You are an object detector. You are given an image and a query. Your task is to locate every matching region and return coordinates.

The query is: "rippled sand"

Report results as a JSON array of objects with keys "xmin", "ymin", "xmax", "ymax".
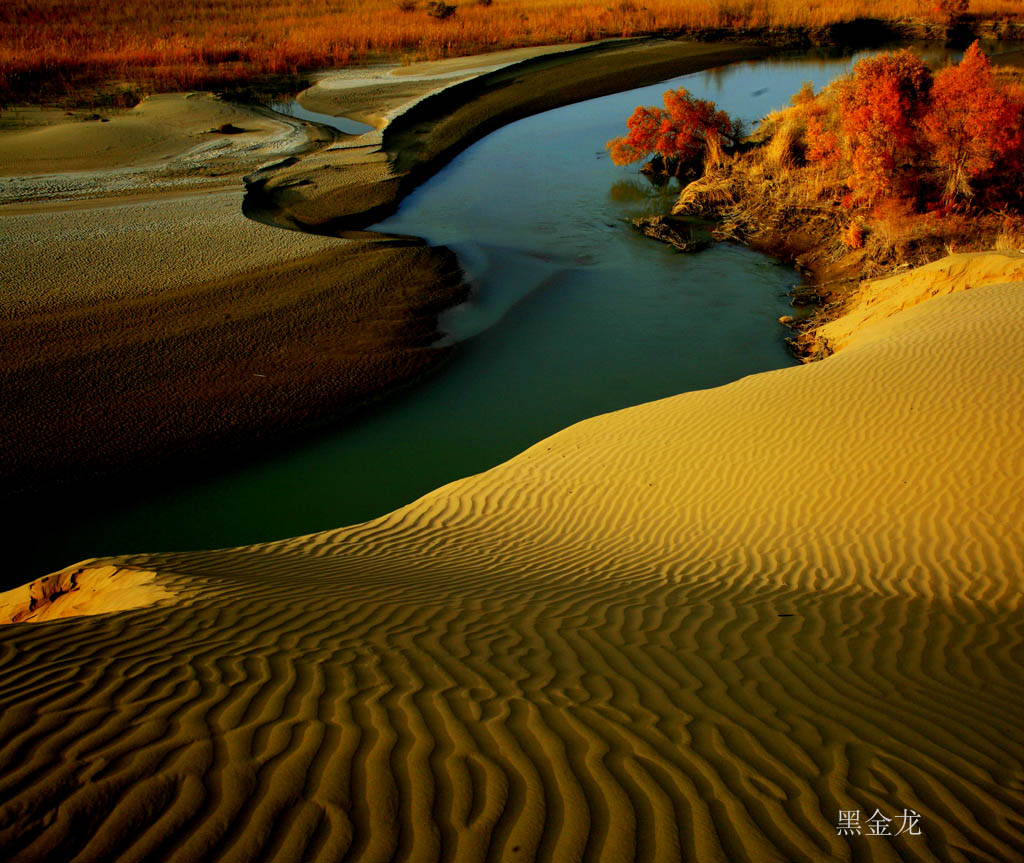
[{"xmin": 1, "ymin": 253, "xmax": 1021, "ymax": 861}]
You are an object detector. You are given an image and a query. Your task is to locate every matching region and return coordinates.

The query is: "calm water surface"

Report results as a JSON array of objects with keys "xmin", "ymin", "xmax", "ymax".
[{"xmin": 6, "ymin": 46, "xmax": 963, "ymax": 584}]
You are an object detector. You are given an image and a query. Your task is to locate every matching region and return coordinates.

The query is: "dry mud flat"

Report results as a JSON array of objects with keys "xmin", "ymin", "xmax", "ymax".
[{"xmin": 1, "ymin": 253, "xmax": 1022, "ymax": 862}]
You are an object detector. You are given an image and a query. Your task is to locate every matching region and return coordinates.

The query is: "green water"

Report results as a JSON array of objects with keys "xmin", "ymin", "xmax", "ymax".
[{"xmin": 4, "ymin": 45, "xmax": 967, "ymax": 585}]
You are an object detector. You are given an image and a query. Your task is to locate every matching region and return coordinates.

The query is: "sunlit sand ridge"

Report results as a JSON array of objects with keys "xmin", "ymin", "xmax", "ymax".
[{"xmin": 1, "ymin": 252, "xmax": 1022, "ymax": 861}]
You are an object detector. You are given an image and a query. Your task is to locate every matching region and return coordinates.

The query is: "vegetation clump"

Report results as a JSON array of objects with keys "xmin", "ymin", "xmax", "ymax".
[
  {"xmin": 606, "ymin": 87, "xmax": 736, "ymax": 179},
  {"xmin": 425, "ymin": 1, "xmax": 457, "ymax": 18},
  {"xmin": 611, "ymin": 43, "xmax": 1024, "ymax": 356}
]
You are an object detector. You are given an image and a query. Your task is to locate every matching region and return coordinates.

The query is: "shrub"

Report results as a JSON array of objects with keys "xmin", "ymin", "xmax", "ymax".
[
  {"xmin": 606, "ymin": 87, "xmax": 733, "ymax": 176},
  {"xmin": 425, "ymin": 1, "xmax": 456, "ymax": 18},
  {"xmin": 994, "ymin": 215, "xmax": 1024, "ymax": 251},
  {"xmin": 933, "ymin": 0, "xmax": 969, "ymax": 23}
]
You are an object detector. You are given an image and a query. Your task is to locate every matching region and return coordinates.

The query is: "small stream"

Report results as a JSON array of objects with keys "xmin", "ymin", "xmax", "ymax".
[
  {"xmin": 269, "ymin": 99, "xmax": 376, "ymax": 136},
  {"xmin": 6, "ymin": 43, "xmax": 972, "ymax": 584}
]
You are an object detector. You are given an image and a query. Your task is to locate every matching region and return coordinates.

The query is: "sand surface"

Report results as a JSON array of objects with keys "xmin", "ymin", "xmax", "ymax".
[
  {"xmin": 0, "ymin": 93, "xmax": 332, "ymax": 204},
  {"xmin": 299, "ymin": 43, "xmax": 594, "ymax": 130},
  {"xmin": 812, "ymin": 252, "xmax": 1024, "ymax": 355},
  {"xmin": 1, "ymin": 252, "xmax": 1021, "ymax": 861},
  {"xmin": 0, "ymin": 64, "xmax": 478, "ymax": 491},
  {"xmin": 0, "ymin": 563, "xmax": 175, "ymax": 624},
  {"xmin": 0, "ymin": 195, "xmax": 465, "ymax": 490}
]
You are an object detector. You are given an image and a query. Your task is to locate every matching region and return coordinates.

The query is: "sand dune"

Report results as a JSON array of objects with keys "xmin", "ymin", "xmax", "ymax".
[
  {"xmin": 1, "ymin": 253, "xmax": 1022, "ymax": 861},
  {"xmin": 812, "ymin": 252, "xmax": 1024, "ymax": 356}
]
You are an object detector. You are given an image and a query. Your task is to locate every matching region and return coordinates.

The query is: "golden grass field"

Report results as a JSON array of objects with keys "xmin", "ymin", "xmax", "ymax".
[{"xmin": 3, "ymin": 0, "xmax": 1022, "ymax": 101}]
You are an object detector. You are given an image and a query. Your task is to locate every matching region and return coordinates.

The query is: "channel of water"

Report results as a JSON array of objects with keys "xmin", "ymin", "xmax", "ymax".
[{"xmin": 5, "ymin": 44, "xmax": 968, "ymax": 584}]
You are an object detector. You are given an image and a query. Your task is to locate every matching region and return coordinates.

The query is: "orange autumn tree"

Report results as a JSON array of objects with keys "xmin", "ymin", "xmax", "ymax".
[
  {"xmin": 837, "ymin": 49, "xmax": 933, "ymax": 203},
  {"xmin": 794, "ymin": 82, "xmax": 842, "ymax": 167},
  {"xmin": 606, "ymin": 87, "xmax": 733, "ymax": 176},
  {"xmin": 614, "ymin": 44, "xmax": 1024, "ymax": 268},
  {"xmin": 923, "ymin": 41, "xmax": 1024, "ymax": 203}
]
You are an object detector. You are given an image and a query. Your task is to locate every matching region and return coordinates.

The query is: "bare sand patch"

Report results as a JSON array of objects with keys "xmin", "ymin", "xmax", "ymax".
[
  {"xmin": 812, "ymin": 251, "xmax": 1024, "ymax": 355},
  {"xmin": 299, "ymin": 43, "xmax": 596, "ymax": 129},
  {"xmin": 0, "ymin": 190, "xmax": 341, "ymax": 308},
  {"xmin": 0, "ymin": 253, "xmax": 1020, "ymax": 861},
  {"xmin": 0, "ymin": 563, "xmax": 175, "ymax": 623},
  {"xmin": 0, "ymin": 92, "xmax": 329, "ymax": 204}
]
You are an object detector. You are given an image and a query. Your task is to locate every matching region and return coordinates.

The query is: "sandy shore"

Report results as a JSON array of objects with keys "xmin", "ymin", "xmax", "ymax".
[
  {"xmin": 1, "ymin": 39, "xmax": 770, "ymax": 493},
  {"xmin": 0, "ymin": 92, "xmax": 333, "ymax": 202},
  {"xmin": 1, "ymin": 252, "xmax": 1021, "ymax": 861},
  {"xmin": 0, "ymin": 198, "xmax": 465, "ymax": 491}
]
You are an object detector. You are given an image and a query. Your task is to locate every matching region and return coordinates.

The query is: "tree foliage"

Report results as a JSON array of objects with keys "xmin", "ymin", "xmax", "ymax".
[
  {"xmin": 606, "ymin": 88, "xmax": 733, "ymax": 174},
  {"xmin": 922, "ymin": 41, "xmax": 1024, "ymax": 202},
  {"xmin": 837, "ymin": 49, "xmax": 933, "ymax": 202},
  {"xmin": 610, "ymin": 43, "xmax": 1024, "ymax": 267},
  {"xmin": 633, "ymin": 43, "xmax": 1024, "ymax": 272}
]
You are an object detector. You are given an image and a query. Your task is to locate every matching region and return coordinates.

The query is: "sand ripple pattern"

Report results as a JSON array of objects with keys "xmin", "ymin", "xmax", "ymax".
[{"xmin": 1, "ymin": 279, "xmax": 1023, "ymax": 861}]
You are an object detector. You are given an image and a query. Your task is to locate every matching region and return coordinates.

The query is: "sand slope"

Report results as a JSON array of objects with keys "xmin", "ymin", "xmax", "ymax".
[
  {"xmin": 813, "ymin": 252, "xmax": 1024, "ymax": 355},
  {"xmin": 1, "ymin": 254, "xmax": 1022, "ymax": 861}
]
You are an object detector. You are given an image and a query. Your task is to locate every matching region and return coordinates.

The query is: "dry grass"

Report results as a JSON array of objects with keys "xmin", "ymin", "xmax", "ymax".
[
  {"xmin": 762, "ymin": 113, "xmax": 802, "ymax": 170},
  {"xmin": 994, "ymin": 215, "xmax": 1024, "ymax": 251},
  {"xmin": 2, "ymin": 0, "xmax": 1022, "ymax": 102},
  {"xmin": 866, "ymin": 197, "xmax": 934, "ymax": 261}
]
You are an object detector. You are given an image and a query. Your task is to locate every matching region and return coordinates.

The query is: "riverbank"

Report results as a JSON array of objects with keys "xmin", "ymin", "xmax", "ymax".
[
  {"xmin": 648, "ymin": 47, "xmax": 1024, "ymax": 359},
  {"xmin": 248, "ymin": 38, "xmax": 774, "ymax": 230},
  {"xmin": 2, "ymin": 251, "xmax": 1021, "ymax": 862},
  {"xmin": 2, "ymin": 39, "xmax": 772, "ymax": 494}
]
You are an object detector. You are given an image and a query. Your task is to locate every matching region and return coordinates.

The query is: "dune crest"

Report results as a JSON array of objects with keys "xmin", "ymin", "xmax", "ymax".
[
  {"xmin": 812, "ymin": 250, "xmax": 1024, "ymax": 356},
  {"xmin": 0, "ymin": 563, "xmax": 174, "ymax": 624},
  {"xmin": 0, "ymin": 252, "xmax": 1021, "ymax": 861}
]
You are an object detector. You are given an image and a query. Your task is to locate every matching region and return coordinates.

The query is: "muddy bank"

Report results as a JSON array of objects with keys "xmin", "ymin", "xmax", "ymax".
[{"xmin": 0, "ymin": 228, "xmax": 465, "ymax": 493}]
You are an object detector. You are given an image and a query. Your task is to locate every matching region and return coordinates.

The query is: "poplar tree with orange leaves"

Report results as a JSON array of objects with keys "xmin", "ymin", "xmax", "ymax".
[
  {"xmin": 836, "ymin": 49, "xmax": 933, "ymax": 203},
  {"xmin": 923, "ymin": 41, "xmax": 1024, "ymax": 203},
  {"xmin": 606, "ymin": 87, "xmax": 734, "ymax": 176}
]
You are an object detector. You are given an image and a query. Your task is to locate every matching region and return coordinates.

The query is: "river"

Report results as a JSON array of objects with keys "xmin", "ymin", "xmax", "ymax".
[{"xmin": 5, "ymin": 44, "xmax": 967, "ymax": 584}]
